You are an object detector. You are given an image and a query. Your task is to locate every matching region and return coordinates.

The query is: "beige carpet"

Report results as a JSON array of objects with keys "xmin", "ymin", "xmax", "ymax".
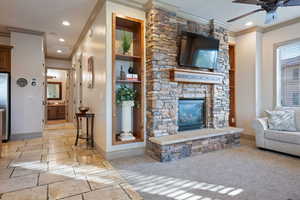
[{"xmin": 111, "ymin": 140, "xmax": 300, "ymax": 200}]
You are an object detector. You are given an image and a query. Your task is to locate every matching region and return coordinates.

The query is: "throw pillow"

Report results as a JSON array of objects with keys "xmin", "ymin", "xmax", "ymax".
[{"xmin": 265, "ymin": 110, "xmax": 297, "ymax": 132}]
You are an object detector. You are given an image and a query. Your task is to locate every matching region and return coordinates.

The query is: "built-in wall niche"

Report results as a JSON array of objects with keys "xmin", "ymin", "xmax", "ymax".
[{"xmin": 112, "ymin": 14, "xmax": 145, "ymax": 145}]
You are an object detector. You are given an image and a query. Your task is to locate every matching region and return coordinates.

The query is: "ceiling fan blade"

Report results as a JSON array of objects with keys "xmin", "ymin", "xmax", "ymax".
[
  {"xmin": 278, "ymin": 0, "xmax": 300, "ymax": 6},
  {"xmin": 227, "ymin": 8, "xmax": 264, "ymax": 22},
  {"xmin": 232, "ymin": 0, "xmax": 259, "ymax": 5},
  {"xmin": 265, "ymin": 10, "xmax": 278, "ymax": 24}
]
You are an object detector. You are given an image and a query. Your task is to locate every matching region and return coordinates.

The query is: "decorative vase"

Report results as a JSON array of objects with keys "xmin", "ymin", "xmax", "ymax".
[
  {"xmin": 123, "ymin": 50, "xmax": 129, "ymax": 55},
  {"xmin": 119, "ymin": 100, "xmax": 136, "ymax": 141},
  {"xmin": 120, "ymin": 65, "xmax": 126, "ymax": 80},
  {"xmin": 128, "ymin": 65, "xmax": 134, "ymax": 74}
]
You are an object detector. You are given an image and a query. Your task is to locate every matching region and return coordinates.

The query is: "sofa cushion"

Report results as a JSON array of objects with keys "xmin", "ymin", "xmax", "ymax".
[
  {"xmin": 265, "ymin": 110, "xmax": 297, "ymax": 132},
  {"xmin": 265, "ymin": 130, "xmax": 300, "ymax": 145}
]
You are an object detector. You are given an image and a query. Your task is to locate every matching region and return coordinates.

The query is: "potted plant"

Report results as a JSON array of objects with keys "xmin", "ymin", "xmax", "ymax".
[
  {"xmin": 116, "ymin": 85, "xmax": 136, "ymax": 141},
  {"xmin": 121, "ymin": 31, "xmax": 132, "ymax": 55}
]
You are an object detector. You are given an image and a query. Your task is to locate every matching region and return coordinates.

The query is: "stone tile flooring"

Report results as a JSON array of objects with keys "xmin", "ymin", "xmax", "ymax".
[{"xmin": 0, "ymin": 127, "xmax": 142, "ymax": 200}]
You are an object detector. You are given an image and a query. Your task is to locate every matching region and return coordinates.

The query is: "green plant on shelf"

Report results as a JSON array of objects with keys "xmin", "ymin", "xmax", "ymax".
[
  {"xmin": 122, "ymin": 31, "xmax": 132, "ymax": 55},
  {"xmin": 116, "ymin": 85, "xmax": 136, "ymax": 104}
]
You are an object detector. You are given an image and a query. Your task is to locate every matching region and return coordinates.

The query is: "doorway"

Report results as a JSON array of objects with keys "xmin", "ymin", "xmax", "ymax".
[
  {"xmin": 229, "ymin": 44, "xmax": 236, "ymax": 127},
  {"xmin": 45, "ymin": 68, "xmax": 74, "ymax": 127}
]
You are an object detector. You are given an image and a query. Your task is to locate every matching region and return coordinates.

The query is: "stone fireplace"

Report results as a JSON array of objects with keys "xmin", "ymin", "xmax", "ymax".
[
  {"xmin": 145, "ymin": 6, "xmax": 243, "ymax": 162},
  {"xmin": 178, "ymin": 98, "xmax": 206, "ymax": 131},
  {"xmin": 146, "ymin": 7, "xmax": 230, "ymax": 139}
]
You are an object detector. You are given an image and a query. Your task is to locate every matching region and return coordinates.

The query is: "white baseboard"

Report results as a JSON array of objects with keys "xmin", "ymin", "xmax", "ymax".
[
  {"xmin": 94, "ymin": 143, "xmax": 145, "ymax": 160},
  {"xmin": 10, "ymin": 132, "xmax": 42, "ymax": 141}
]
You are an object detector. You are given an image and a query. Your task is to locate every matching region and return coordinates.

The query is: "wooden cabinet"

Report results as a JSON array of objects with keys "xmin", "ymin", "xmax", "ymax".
[
  {"xmin": 0, "ymin": 45, "xmax": 13, "ymax": 72},
  {"xmin": 47, "ymin": 105, "xmax": 66, "ymax": 120}
]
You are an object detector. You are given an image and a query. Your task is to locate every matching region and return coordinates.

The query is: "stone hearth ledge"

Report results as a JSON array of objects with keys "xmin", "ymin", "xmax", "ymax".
[
  {"xmin": 149, "ymin": 127, "xmax": 244, "ymax": 145},
  {"xmin": 147, "ymin": 127, "xmax": 244, "ymax": 162}
]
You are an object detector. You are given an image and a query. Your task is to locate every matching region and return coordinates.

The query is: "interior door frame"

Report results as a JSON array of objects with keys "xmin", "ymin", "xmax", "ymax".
[
  {"xmin": 229, "ymin": 44, "xmax": 236, "ymax": 127},
  {"xmin": 45, "ymin": 67, "xmax": 74, "ymax": 124}
]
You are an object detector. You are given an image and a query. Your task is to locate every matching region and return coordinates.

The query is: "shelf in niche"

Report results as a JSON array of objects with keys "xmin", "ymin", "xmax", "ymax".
[
  {"xmin": 116, "ymin": 54, "xmax": 141, "ymax": 61},
  {"xmin": 114, "ymin": 138, "xmax": 144, "ymax": 145},
  {"xmin": 116, "ymin": 80, "xmax": 141, "ymax": 84}
]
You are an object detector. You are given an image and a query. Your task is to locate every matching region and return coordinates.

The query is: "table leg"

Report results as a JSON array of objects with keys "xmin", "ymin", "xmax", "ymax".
[
  {"xmin": 86, "ymin": 118, "xmax": 89, "ymax": 147},
  {"xmin": 75, "ymin": 116, "xmax": 79, "ymax": 146},
  {"xmin": 91, "ymin": 117, "xmax": 94, "ymax": 148}
]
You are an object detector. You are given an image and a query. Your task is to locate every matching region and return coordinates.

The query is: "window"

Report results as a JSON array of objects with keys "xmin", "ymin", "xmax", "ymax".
[
  {"xmin": 293, "ymin": 68, "xmax": 299, "ymax": 80},
  {"xmin": 277, "ymin": 41, "xmax": 300, "ymax": 107},
  {"xmin": 293, "ymin": 93, "xmax": 300, "ymax": 105}
]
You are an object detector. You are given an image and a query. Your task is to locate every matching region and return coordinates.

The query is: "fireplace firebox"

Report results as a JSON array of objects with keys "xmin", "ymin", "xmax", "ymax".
[{"xmin": 178, "ymin": 98, "xmax": 206, "ymax": 131}]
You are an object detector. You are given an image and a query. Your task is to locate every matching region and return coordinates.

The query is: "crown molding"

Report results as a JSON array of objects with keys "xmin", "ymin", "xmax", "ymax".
[
  {"xmin": 232, "ymin": 16, "xmax": 300, "ymax": 37},
  {"xmin": 69, "ymin": 0, "xmax": 105, "ymax": 59},
  {"xmin": 70, "ymin": 0, "xmax": 145, "ymax": 59},
  {"xmin": 144, "ymin": 0, "xmax": 178, "ymax": 12},
  {"xmin": 144, "ymin": 0, "xmax": 229, "ymax": 30},
  {"xmin": 109, "ymin": 0, "xmax": 145, "ymax": 10},
  {"xmin": 7, "ymin": 27, "xmax": 44, "ymax": 36},
  {"xmin": 233, "ymin": 26, "xmax": 264, "ymax": 37},
  {"xmin": 46, "ymin": 56, "xmax": 71, "ymax": 61},
  {"xmin": 177, "ymin": 10, "xmax": 228, "ymax": 29},
  {"xmin": 263, "ymin": 16, "xmax": 300, "ymax": 33},
  {"xmin": 46, "ymin": 66, "xmax": 74, "ymax": 71},
  {"xmin": 6, "ymin": 27, "xmax": 47, "ymax": 57},
  {"xmin": 0, "ymin": 32, "xmax": 10, "ymax": 38}
]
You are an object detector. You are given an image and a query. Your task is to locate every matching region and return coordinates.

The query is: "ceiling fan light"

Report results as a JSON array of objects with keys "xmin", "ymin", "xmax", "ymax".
[{"xmin": 265, "ymin": 10, "xmax": 278, "ymax": 24}]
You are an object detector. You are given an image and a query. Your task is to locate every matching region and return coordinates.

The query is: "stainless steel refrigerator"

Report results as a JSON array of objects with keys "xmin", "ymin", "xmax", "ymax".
[{"xmin": 0, "ymin": 72, "xmax": 10, "ymax": 141}]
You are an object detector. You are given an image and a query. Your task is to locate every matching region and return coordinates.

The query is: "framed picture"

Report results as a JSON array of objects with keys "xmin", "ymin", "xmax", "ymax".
[{"xmin": 87, "ymin": 56, "xmax": 94, "ymax": 88}]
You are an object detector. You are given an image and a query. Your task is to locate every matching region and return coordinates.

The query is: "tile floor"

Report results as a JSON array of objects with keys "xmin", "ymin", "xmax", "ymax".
[{"xmin": 0, "ymin": 126, "xmax": 142, "ymax": 200}]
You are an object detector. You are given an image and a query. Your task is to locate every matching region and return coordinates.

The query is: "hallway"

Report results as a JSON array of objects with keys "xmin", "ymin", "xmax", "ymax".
[{"xmin": 0, "ymin": 126, "xmax": 141, "ymax": 200}]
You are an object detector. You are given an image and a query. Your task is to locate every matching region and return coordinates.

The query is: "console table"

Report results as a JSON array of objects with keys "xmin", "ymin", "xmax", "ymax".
[{"xmin": 75, "ymin": 113, "xmax": 95, "ymax": 147}]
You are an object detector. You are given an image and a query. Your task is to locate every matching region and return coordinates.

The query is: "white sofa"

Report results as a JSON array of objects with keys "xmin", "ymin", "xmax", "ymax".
[{"xmin": 253, "ymin": 113, "xmax": 300, "ymax": 157}]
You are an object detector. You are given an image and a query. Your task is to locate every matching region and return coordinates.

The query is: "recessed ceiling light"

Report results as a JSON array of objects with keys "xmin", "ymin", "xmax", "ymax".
[
  {"xmin": 62, "ymin": 21, "xmax": 71, "ymax": 26},
  {"xmin": 57, "ymin": 50, "xmax": 62, "ymax": 53},
  {"xmin": 245, "ymin": 21, "xmax": 253, "ymax": 26},
  {"xmin": 59, "ymin": 38, "xmax": 65, "ymax": 42}
]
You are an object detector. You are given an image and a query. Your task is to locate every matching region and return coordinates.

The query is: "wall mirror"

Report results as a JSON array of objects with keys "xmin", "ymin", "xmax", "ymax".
[{"xmin": 47, "ymin": 82, "xmax": 62, "ymax": 100}]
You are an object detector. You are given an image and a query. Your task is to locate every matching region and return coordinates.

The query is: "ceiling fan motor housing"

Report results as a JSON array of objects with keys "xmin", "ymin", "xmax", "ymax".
[{"xmin": 228, "ymin": 0, "xmax": 300, "ymax": 23}]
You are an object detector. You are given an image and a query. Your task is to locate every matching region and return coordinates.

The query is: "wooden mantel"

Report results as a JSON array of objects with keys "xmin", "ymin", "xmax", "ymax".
[{"xmin": 170, "ymin": 68, "xmax": 224, "ymax": 84}]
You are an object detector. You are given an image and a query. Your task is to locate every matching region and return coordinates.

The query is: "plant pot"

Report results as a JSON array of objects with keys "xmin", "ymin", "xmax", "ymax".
[
  {"xmin": 119, "ymin": 100, "xmax": 135, "ymax": 141},
  {"xmin": 123, "ymin": 51, "xmax": 130, "ymax": 56}
]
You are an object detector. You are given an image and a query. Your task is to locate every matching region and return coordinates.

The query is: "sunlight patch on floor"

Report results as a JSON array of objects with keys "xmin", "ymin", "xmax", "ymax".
[{"xmin": 119, "ymin": 170, "xmax": 244, "ymax": 200}]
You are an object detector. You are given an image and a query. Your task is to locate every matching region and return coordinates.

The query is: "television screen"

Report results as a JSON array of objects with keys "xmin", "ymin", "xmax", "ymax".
[{"xmin": 179, "ymin": 32, "xmax": 219, "ymax": 69}]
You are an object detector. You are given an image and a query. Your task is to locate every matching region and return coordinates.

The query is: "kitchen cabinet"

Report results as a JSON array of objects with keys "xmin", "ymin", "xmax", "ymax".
[{"xmin": 0, "ymin": 45, "xmax": 13, "ymax": 72}]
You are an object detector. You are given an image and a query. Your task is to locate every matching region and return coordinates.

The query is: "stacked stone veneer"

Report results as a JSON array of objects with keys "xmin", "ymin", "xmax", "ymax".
[
  {"xmin": 146, "ymin": 7, "xmax": 230, "ymax": 139},
  {"xmin": 148, "ymin": 131, "xmax": 241, "ymax": 162}
]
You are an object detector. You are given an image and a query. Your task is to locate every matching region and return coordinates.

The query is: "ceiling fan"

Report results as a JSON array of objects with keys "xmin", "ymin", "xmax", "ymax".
[{"xmin": 227, "ymin": 0, "xmax": 300, "ymax": 24}]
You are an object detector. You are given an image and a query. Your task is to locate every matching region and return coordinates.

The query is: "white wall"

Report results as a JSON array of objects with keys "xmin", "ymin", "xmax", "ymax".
[
  {"xmin": 235, "ymin": 22, "xmax": 300, "ymax": 135},
  {"xmin": 46, "ymin": 58, "xmax": 72, "ymax": 69},
  {"xmin": 261, "ymin": 22, "xmax": 300, "ymax": 113},
  {"xmin": 105, "ymin": 1, "xmax": 146, "ymax": 152},
  {"xmin": 73, "ymin": 2, "xmax": 108, "ymax": 152},
  {"xmin": 235, "ymin": 31, "xmax": 262, "ymax": 135},
  {"xmin": 10, "ymin": 32, "xmax": 45, "ymax": 135},
  {"xmin": 72, "ymin": 1, "xmax": 146, "ymax": 153},
  {"xmin": 0, "ymin": 36, "xmax": 10, "ymax": 45}
]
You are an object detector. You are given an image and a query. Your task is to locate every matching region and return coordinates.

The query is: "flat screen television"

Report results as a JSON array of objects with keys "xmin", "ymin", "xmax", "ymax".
[{"xmin": 179, "ymin": 32, "xmax": 219, "ymax": 69}]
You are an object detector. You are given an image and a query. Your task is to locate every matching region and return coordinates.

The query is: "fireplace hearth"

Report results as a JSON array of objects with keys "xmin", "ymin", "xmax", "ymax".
[{"xmin": 178, "ymin": 98, "xmax": 206, "ymax": 131}]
